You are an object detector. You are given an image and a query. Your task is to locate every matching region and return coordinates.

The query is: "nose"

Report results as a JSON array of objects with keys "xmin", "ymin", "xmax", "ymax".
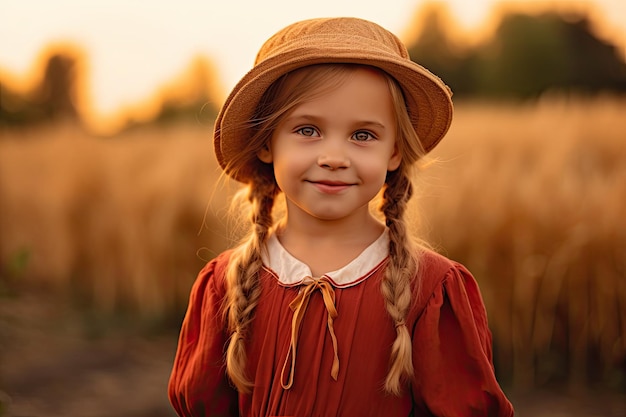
[{"xmin": 317, "ymin": 140, "xmax": 350, "ymax": 170}]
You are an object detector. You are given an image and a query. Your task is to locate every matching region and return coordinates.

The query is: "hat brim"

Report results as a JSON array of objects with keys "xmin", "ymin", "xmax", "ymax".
[{"xmin": 215, "ymin": 37, "xmax": 453, "ymax": 183}]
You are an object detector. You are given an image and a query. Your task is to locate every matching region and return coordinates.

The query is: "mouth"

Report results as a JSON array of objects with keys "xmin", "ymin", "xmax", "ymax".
[{"xmin": 307, "ymin": 180, "xmax": 354, "ymax": 194}]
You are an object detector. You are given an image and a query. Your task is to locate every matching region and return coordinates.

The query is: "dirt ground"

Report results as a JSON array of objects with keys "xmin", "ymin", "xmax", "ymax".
[{"xmin": 1, "ymin": 289, "xmax": 624, "ymax": 417}]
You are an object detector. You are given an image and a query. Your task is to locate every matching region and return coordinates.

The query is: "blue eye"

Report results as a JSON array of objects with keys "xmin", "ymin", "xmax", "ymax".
[
  {"xmin": 353, "ymin": 131, "xmax": 375, "ymax": 141},
  {"xmin": 296, "ymin": 126, "xmax": 319, "ymax": 137}
]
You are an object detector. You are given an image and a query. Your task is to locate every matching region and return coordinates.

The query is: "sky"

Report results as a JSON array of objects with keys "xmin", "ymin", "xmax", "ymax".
[{"xmin": 1, "ymin": 0, "xmax": 625, "ymax": 125}]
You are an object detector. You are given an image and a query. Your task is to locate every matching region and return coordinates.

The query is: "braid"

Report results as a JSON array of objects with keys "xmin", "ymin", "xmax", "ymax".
[
  {"xmin": 224, "ymin": 178, "xmax": 278, "ymax": 392},
  {"xmin": 380, "ymin": 169, "xmax": 418, "ymax": 395}
]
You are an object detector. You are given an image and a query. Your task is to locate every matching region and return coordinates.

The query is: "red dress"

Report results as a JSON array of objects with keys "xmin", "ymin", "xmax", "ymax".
[{"xmin": 168, "ymin": 232, "xmax": 514, "ymax": 416}]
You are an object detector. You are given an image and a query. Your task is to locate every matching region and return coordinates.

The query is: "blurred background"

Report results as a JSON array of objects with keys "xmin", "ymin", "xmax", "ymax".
[{"xmin": 1, "ymin": 0, "xmax": 625, "ymax": 416}]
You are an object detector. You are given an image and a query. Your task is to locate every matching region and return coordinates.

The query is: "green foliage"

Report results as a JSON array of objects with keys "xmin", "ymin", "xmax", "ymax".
[
  {"xmin": 407, "ymin": 10, "xmax": 626, "ymax": 99},
  {"xmin": 477, "ymin": 14, "xmax": 571, "ymax": 97},
  {"xmin": 0, "ymin": 248, "xmax": 31, "ymax": 297},
  {"xmin": 154, "ymin": 57, "xmax": 219, "ymax": 125},
  {"xmin": 0, "ymin": 53, "xmax": 79, "ymax": 127},
  {"xmin": 0, "ymin": 52, "xmax": 219, "ymax": 133},
  {"xmin": 407, "ymin": 5, "xmax": 475, "ymax": 96}
]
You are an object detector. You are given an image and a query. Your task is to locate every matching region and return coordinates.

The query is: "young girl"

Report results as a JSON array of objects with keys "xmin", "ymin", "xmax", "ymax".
[{"xmin": 168, "ymin": 17, "xmax": 514, "ymax": 417}]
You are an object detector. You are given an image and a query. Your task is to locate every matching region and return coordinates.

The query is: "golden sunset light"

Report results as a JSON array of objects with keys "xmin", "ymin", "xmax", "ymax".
[
  {"xmin": 1, "ymin": 1, "xmax": 625, "ymax": 416},
  {"xmin": 1, "ymin": 0, "xmax": 624, "ymax": 132}
]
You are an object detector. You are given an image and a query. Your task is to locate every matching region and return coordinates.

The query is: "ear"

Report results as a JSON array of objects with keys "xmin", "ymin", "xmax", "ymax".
[
  {"xmin": 257, "ymin": 143, "xmax": 273, "ymax": 163},
  {"xmin": 387, "ymin": 145, "xmax": 402, "ymax": 171}
]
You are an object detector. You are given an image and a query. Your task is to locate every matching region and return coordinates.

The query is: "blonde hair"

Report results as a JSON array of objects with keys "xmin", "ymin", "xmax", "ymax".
[{"xmin": 222, "ymin": 64, "xmax": 427, "ymax": 394}]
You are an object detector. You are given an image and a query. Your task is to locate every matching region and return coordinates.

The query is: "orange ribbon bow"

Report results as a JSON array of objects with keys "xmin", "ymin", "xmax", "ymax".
[{"xmin": 280, "ymin": 276, "xmax": 340, "ymax": 389}]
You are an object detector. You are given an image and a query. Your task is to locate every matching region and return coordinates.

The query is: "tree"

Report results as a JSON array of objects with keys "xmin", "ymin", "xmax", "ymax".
[
  {"xmin": 473, "ymin": 12, "xmax": 626, "ymax": 98},
  {"xmin": 406, "ymin": 3, "xmax": 475, "ymax": 95},
  {"xmin": 0, "ymin": 48, "xmax": 82, "ymax": 128},
  {"xmin": 403, "ymin": 6, "xmax": 626, "ymax": 99}
]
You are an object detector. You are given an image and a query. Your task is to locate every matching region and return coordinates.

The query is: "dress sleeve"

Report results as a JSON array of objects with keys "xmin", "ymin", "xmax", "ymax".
[
  {"xmin": 168, "ymin": 254, "xmax": 239, "ymax": 417},
  {"xmin": 411, "ymin": 263, "xmax": 514, "ymax": 416}
]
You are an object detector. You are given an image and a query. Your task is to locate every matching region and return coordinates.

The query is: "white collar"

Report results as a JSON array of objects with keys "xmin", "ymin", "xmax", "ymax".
[{"xmin": 262, "ymin": 229, "xmax": 389, "ymax": 288}]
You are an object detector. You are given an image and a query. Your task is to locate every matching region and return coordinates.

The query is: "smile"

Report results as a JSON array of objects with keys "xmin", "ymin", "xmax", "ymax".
[{"xmin": 307, "ymin": 180, "xmax": 354, "ymax": 194}]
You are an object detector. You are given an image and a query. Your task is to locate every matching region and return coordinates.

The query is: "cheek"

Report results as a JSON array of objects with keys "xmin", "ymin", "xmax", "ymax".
[
  {"xmin": 273, "ymin": 152, "xmax": 298, "ymax": 171},
  {"xmin": 359, "ymin": 159, "xmax": 391, "ymax": 188},
  {"xmin": 272, "ymin": 152, "xmax": 307, "ymax": 183}
]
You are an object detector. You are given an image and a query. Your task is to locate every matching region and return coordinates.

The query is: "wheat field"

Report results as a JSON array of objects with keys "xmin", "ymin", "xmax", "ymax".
[{"xmin": 1, "ymin": 97, "xmax": 624, "ymax": 390}]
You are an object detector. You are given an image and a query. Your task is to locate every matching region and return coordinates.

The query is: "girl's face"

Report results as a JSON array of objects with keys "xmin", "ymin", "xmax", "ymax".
[{"xmin": 258, "ymin": 67, "xmax": 401, "ymax": 227}]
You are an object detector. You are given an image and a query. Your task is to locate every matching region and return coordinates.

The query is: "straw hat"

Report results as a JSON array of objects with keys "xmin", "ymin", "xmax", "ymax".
[{"xmin": 214, "ymin": 17, "xmax": 453, "ymax": 183}]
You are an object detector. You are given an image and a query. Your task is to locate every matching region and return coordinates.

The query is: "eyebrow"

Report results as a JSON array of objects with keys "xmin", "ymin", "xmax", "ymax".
[{"xmin": 283, "ymin": 114, "xmax": 388, "ymax": 130}]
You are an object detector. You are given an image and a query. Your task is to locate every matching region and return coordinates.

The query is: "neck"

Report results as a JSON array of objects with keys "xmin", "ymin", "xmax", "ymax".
[
  {"xmin": 275, "ymin": 208, "xmax": 385, "ymax": 276},
  {"xmin": 279, "ymin": 210, "xmax": 383, "ymax": 243}
]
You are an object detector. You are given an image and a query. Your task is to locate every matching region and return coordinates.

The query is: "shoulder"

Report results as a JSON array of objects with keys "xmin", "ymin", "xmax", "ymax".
[
  {"xmin": 202, "ymin": 249, "xmax": 234, "ymax": 277},
  {"xmin": 410, "ymin": 249, "xmax": 493, "ymax": 338},
  {"xmin": 190, "ymin": 249, "xmax": 234, "ymax": 299},
  {"xmin": 417, "ymin": 248, "xmax": 471, "ymax": 284},
  {"xmin": 413, "ymin": 248, "xmax": 478, "ymax": 304}
]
